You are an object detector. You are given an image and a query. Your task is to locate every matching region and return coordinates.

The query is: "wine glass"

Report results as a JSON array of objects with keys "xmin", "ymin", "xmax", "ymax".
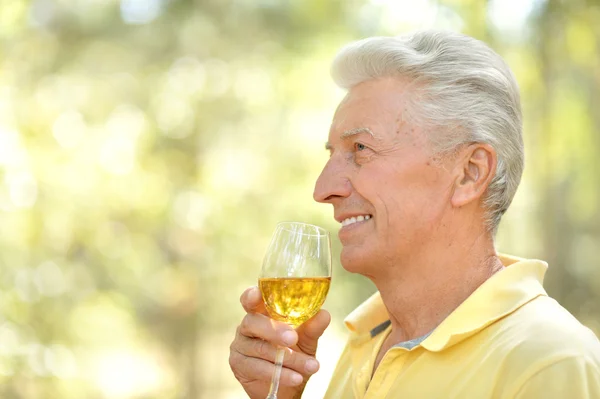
[{"xmin": 259, "ymin": 222, "xmax": 332, "ymax": 399}]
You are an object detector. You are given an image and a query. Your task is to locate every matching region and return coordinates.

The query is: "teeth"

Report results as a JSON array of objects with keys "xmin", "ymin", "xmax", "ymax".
[{"xmin": 341, "ymin": 215, "xmax": 372, "ymax": 227}]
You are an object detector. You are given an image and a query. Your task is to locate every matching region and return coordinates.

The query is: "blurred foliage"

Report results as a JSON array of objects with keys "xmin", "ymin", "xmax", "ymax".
[{"xmin": 0, "ymin": 0, "xmax": 599, "ymax": 397}]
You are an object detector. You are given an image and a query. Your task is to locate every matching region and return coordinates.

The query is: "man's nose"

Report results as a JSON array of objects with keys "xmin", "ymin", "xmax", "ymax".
[{"xmin": 313, "ymin": 156, "xmax": 352, "ymax": 204}]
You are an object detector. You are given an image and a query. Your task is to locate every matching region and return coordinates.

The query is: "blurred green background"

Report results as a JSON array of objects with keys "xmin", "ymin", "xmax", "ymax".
[{"xmin": 1, "ymin": 0, "xmax": 599, "ymax": 397}]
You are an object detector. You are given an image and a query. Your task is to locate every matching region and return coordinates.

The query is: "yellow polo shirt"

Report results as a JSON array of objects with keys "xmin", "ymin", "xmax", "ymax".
[{"xmin": 323, "ymin": 255, "xmax": 600, "ymax": 398}]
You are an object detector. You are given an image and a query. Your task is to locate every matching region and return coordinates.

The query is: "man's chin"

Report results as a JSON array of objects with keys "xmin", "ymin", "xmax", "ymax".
[{"xmin": 340, "ymin": 246, "xmax": 373, "ymax": 274}]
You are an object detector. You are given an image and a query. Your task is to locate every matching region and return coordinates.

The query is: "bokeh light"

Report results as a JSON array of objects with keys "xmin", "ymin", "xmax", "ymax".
[{"xmin": 0, "ymin": 0, "xmax": 599, "ymax": 397}]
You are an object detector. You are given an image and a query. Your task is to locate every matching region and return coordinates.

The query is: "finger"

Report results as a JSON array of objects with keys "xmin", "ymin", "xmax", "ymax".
[
  {"xmin": 240, "ymin": 286, "xmax": 268, "ymax": 315},
  {"xmin": 229, "ymin": 350, "xmax": 304, "ymax": 387},
  {"xmin": 235, "ymin": 334, "xmax": 321, "ymax": 375},
  {"xmin": 239, "ymin": 313, "xmax": 299, "ymax": 347},
  {"xmin": 295, "ymin": 309, "xmax": 331, "ymax": 356}
]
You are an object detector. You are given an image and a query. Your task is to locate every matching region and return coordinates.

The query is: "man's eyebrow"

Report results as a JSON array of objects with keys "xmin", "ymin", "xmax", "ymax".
[
  {"xmin": 325, "ymin": 127, "xmax": 375, "ymax": 150},
  {"xmin": 340, "ymin": 127, "xmax": 375, "ymax": 139}
]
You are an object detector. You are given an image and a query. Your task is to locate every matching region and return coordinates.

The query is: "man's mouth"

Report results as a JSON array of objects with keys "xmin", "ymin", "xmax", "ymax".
[{"xmin": 341, "ymin": 214, "xmax": 372, "ymax": 227}]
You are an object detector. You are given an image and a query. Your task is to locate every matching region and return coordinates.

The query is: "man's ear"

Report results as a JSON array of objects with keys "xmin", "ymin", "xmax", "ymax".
[{"xmin": 451, "ymin": 143, "xmax": 497, "ymax": 208}]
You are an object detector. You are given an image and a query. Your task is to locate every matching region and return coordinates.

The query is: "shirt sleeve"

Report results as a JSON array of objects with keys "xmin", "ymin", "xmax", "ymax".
[{"xmin": 513, "ymin": 356, "xmax": 600, "ymax": 399}]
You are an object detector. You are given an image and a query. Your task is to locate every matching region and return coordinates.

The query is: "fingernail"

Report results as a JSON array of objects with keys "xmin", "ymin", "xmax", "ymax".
[
  {"xmin": 282, "ymin": 331, "xmax": 297, "ymax": 346},
  {"xmin": 249, "ymin": 287, "xmax": 260, "ymax": 301},
  {"xmin": 305, "ymin": 359, "xmax": 319, "ymax": 373},
  {"xmin": 290, "ymin": 373, "xmax": 303, "ymax": 386}
]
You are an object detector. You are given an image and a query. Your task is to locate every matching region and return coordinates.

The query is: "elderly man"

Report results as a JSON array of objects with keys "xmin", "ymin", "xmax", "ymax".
[{"xmin": 229, "ymin": 30, "xmax": 600, "ymax": 398}]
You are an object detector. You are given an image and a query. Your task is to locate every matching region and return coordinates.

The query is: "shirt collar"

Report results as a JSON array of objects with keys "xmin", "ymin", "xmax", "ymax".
[{"xmin": 343, "ymin": 254, "xmax": 549, "ymax": 351}]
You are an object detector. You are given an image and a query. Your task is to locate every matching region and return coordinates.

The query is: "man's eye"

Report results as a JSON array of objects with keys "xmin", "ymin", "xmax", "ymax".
[{"xmin": 355, "ymin": 143, "xmax": 367, "ymax": 151}]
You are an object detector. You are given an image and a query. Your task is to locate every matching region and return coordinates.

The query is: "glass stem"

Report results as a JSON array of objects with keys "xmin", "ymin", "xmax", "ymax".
[{"xmin": 266, "ymin": 345, "xmax": 286, "ymax": 399}]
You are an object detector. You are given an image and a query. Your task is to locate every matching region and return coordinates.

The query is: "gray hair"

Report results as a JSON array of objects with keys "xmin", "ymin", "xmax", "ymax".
[{"xmin": 331, "ymin": 30, "xmax": 524, "ymax": 233}]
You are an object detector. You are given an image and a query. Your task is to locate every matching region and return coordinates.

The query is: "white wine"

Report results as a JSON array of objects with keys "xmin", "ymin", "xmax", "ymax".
[{"xmin": 259, "ymin": 277, "xmax": 331, "ymax": 328}]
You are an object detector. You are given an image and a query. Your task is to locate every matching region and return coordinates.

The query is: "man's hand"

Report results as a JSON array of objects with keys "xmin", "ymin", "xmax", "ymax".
[{"xmin": 229, "ymin": 286, "xmax": 331, "ymax": 399}]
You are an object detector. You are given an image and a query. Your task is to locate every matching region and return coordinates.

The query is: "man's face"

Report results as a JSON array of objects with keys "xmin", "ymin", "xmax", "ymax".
[{"xmin": 313, "ymin": 77, "xmax": 455, "ymax": 275}]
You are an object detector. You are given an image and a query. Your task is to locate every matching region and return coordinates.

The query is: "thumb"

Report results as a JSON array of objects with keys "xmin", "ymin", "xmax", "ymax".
[
  {"xmin": 295, "ymin": 309, "xmax": 331, "ymax": 356},
  {"xmin": 240, "ymin": 286, "xmax": 268, "ymax": 316}
]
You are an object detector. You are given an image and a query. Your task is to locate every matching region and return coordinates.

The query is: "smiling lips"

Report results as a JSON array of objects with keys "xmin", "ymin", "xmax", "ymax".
[{"xmin": 341, "ymin": 214, "xmax": 372, "ymax": 227}]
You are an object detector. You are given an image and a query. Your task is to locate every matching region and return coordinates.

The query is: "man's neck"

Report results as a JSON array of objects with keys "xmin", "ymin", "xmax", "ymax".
[{"xmin": 371, "ymin": 230, "xmax": 504, "ymax": 343}]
